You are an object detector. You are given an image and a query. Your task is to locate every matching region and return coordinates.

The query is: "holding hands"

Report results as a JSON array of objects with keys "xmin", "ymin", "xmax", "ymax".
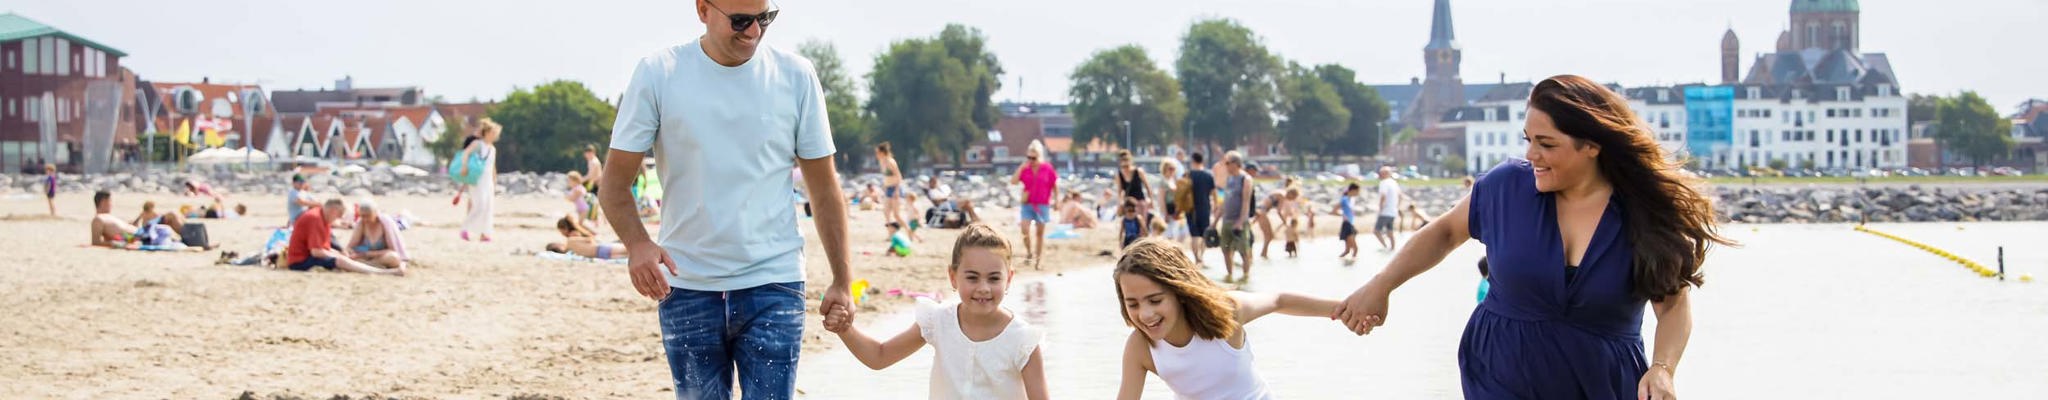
[{"xmin": 823, "ymin": 302, "xmax": 855, "ymax": 333}]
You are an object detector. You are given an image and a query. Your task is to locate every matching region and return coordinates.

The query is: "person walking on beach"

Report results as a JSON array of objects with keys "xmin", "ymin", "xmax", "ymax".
[
  {"xmin": 1182, "ymin": 153, "xmax": 1216, "ymax": 264},
  {"xmin": 877, "ymin": 142, "xmax": 906, "ymax": 230},
  {"xmin": 600, "ymin": 0, "xmax": 854, "ymax": 396},
  {"xmin": 1015, "ymin": 141, "xmax": 1057, "ymax": 269},
  {"xmin": 458, "ymin": 119, "xmax": 501, "ymax": 242},
  {"xmin": 1334, "ymin": 75, "xmax": 1731, "ymax": 399},
  {"xmin": 42, "ymin": 163, "xmax": 58, "ymax": 216},
  {"xmin": 1371, "ymin": 166, "xmax": 1403, "ymax": 251},
  {"xmin": 1212, "ymin": 151, "xmax": 1256, "ymax": 282}
]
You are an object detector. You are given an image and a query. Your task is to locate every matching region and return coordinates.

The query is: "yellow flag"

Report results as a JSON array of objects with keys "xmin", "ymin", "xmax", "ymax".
[
  {"xmin": 174, "ymin": 119, "xmax": 193, "ymax": 148},
  {"xmin": 204, "ymin": 127, "xmax": 225, "ymax": 147}
]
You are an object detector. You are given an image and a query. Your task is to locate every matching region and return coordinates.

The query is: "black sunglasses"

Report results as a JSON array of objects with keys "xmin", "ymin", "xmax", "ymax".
[{"xmin": 704, "ymin": 0, "xmax": 779, "ymax": 32}]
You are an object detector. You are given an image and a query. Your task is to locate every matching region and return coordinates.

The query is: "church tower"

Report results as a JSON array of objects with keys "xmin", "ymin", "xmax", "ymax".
[
  {"xmin": 1789, "ymin": 0, "xmax": 1859, "ymax": 51},
  {"xmin": 1413, "ymin": 0, "xmax": 1466, "ymax": 129},
  {"xmin": 1721, "ymin": 28, "xmax": 1740, "ymax": 84}
]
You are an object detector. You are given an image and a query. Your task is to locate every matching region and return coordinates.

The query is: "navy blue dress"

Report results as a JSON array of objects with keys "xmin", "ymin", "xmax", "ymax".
[{"xmin": 1460, "ymin": 160, "xmax": 1647, "ymax": 399}]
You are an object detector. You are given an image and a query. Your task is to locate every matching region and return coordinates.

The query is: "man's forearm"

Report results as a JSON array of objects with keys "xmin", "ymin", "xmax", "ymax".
[
  {"xmin": 809, "ymin": 179, "xmax": 852, "ymax": 286},
  {"xmin": 598, "ymin": 183, "xmax": 649, "ymax": 244}
]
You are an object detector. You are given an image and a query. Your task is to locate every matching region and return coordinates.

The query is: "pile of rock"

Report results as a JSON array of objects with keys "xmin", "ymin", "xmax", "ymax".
[
  {"xmin": 1715, "ymin": 185, "xmax": 2048, "ymax": 223},
  {"xmin": 6, "ymin": 167, "xmax": 577, "ymax": 199}
]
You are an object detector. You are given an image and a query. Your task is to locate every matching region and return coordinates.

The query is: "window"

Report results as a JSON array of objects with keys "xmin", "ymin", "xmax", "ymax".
[
  {"xmin": 1836, "ymin": 87, "xmax": 1851, "ymax": 100},
  {"xmin": 1748, "ymin": 87, "xmax": 1761, "ymax": 99},
  {"xmin": 24, "ymin": 38, "xmax": 39, "ymax": 75},
  {"xmin": 1657, "ymin": 90, "xmax": 1669, "ymax": 102},
  {"xmin": 3, "ymin": 50, "xmax": 11, "ymax": 70},
  {"xmin": 1827, "ymin": 130, "xmax": 1834, "ymax": 142},
  {"xmin": 1826, "ymin": 109, "xmax": 1836, "ymax": 118},
  {"xmin": 1764, "ymin": 110, "xmax": 1772, "ymax": 118},
  {"xmin": 1856, "ymin": 129, "xmax": 1864, "ymax": 143},
  {"xmin": 1878, "ymin": 85, "xmax": 1893, "ymax": 97},
  {"xmin": 54, "ymin": 38, "xmax": 69, "ymax": 76}
]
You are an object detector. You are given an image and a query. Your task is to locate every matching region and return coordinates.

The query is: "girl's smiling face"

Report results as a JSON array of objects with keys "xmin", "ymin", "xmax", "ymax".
[
  {"xmin": 1523, "ymin": 108, "xmax": 1602, "ymax": 193},
  {"xmin": 951, "ymin": 247, "xmax": 1012, "ymax": 315},
  {"xmin": 1118, "ymin": 272, "xmax": 1182, "ymax": 342}
]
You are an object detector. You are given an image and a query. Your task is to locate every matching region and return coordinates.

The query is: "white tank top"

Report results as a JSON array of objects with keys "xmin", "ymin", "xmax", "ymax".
[{"xmin": 1150, "ymin": 333, "xmax": 1274, "ymax": 400}]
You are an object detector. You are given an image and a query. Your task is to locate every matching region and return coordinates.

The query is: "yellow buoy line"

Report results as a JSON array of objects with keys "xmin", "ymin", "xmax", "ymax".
[{"xmin": 1852, "ymin": 225, "xmax": 2004, "ymax": 279}]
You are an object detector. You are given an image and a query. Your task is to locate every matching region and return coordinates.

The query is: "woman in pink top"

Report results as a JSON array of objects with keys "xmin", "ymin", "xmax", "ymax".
[{"xmin": 1014, "ymin": 141, "xmax": 1058, "ymax": 269}]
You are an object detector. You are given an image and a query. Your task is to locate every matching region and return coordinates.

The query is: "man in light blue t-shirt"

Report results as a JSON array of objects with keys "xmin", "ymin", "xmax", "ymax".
[{"xmin": 597, "ymin": 0, "xmax": 852, "ymax": 397}]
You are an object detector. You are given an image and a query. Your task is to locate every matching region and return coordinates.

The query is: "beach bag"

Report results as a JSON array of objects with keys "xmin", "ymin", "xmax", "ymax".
[
  {"xmin": 1203, "ymin": 226, "xmax": 1220, "ymax": 248},
  {"xmin": 179, "ymin": 222, "xmax": 211, "ymax": 248},
  {"xmin": 445, "ymin": 148, "xmax": 488, "ymax": 185}
]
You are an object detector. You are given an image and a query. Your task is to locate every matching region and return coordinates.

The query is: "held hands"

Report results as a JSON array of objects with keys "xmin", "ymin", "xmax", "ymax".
[
  {"xmin": 819, "ymin": 280, "xmax": 855, "ymax": 332},
  {"xmin": 822, "ymin": 302, "xmax": 855, "ymax": 334},
  {"xmin": 625, "ymin": 241, "xmax": 678, "ymax": 301},
  {"xmin": 1331, "ymin": 282, "xmax": 1390, "ymax": 335}
]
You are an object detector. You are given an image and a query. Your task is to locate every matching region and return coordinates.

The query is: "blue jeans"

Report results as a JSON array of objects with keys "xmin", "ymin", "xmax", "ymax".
[{"xmin": 659, "ymin": 281, "xmax": 805, "ymax": 399}]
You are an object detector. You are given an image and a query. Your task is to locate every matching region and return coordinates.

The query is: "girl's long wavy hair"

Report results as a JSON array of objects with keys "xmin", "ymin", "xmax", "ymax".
[
  {"xmin": 1527, "ymin": 75, "xmax": 1736, "ymax": 302},
  {"xmin": 1114, "ymin": 238, "xmax": 1238, "ymax": 342}
]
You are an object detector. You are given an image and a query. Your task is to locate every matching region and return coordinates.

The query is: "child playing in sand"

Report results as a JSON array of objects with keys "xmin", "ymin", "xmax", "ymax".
[
  {"xmin": 42, "ymin": 164, "xmax": 57, "ymax": 216},
  {"xmin": 565, "ymin": 171, "xmax": 595, "ymax": 229},
  {"xmin": 1332, "ymin": 183, "xmax": 1362, "ymax": 261},
  {"xmin": 824, "ymin": 223, "xmax": 1048, "ymax": 400},
  {"xmin": 1119, "ymin": 199, "xmax": 1149, "ymax": 249},
  {"xmin": 1113, "ymin": 238, "xmax": 1343, "ymax": 399},
  {"xmin": 884, "ymin": 222, "xmax": 913, "ymax": 257}
]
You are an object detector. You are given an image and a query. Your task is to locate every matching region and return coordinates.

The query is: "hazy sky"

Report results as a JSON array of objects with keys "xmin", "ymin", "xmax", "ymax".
[{"xmin": 13, "ymin": 0, "xmax": 2046, "ymax": 112}]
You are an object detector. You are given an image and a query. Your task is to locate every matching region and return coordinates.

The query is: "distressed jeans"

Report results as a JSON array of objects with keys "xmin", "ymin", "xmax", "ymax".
[{"xmin": 658, "ymin": 281, "xmax": 805, "ymax": 399}]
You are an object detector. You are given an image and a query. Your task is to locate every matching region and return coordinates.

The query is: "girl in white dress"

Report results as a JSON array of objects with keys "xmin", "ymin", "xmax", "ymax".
[
  {"xmin": 824, "ymin": 223, "xmax": 1048, "ymax": 400},
  {"xmin": 1114, "ymin": 238, "xmax": 1343, "ymax": 400}
]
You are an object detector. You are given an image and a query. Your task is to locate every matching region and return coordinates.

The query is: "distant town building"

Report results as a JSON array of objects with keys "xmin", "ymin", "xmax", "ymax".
[
  {"xmin": 139, "ymin": 80, "xmax": 283, "ymax": 158},
  {"xmin": 0, "ymin": 13, "xmax": 139, "ymax": 173}
]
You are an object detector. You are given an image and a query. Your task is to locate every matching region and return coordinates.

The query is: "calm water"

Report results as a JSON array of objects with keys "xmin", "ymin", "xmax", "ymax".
[{"xmin": 794, "ymin": 222, "xmax": 2048, "ymax": 399}]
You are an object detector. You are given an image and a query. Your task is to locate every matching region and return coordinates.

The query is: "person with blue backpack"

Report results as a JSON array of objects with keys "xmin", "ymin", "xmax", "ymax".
[{"xmin": 450, "ymin": 118, "xmax": 501, "ymax": 241}]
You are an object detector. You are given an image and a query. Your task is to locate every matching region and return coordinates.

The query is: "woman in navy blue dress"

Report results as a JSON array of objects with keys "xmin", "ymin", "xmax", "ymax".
[{"xmin": 1333, "ymin": 75, "xmax": 1733, "ymax": 399}]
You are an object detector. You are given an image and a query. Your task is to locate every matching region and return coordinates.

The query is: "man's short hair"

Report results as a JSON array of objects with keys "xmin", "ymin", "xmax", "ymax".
[
  {"xmin": 324, "ymin": 198, "xmax": 346, "ymax": 208},
  {"xmin": 92, "ymin": 190, "xmax": 111, "ymax": 207},
  {"xmin": 1191, "ymin": 152, "xmax": 1205, "ymax": 164}
]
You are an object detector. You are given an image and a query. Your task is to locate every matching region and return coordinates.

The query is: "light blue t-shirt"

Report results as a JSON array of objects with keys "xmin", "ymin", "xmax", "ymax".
[
  {"xmin": 286, "ymin": 189, "xmax": 306, "ymax": 225},
  {"xmin": 1340, "ymin": 194, "xmax": 1355, "ymax": 222},
  {"xmin": 611, "ymin": 39, "xmax": 834, "ymax": 291}
]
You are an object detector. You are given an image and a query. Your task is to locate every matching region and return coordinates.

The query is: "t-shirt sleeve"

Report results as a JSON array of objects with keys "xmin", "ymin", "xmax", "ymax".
[
  {"xmin": 609, "ymin": 57, "xmax": 662, "ymax": 153},
  {"xmin": 792, "ymin": 56, "xmax": 836, "ymax": 160},
  {"xmin": 297, "ymin": 214, "xmax": 331, "ymax": 254}
]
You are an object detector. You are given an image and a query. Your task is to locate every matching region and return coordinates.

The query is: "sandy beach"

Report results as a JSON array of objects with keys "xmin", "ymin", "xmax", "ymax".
[{"xmin": 0, "ymin": 186, "xmax": 1264, "ymax": 398}]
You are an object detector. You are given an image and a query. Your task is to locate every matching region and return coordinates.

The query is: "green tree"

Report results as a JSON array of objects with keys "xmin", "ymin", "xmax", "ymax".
[
  {"xmin": 488, "ymin": 80, "xmax": 617, "ymax": 172},
  {"xmin": 866, "ymin": 25, "xmax": 1003, "ymax": 171},
  {"xmin": 1068, "ymin": 44, "xmax": 1186, "ymax": 154},
  {"xmin": 1933, "ymin": 91, "xmax": 2014, "ymax": 167},
  {"xmin": 1276, "ymin": 62, "xmax": 1349, "ymax": 170},
  {"xmin": 1177, "ymin": 18, "xmax": 1279, "ymax": 151},
  {"xmin": 1313, "ymin": 64, "xmax": 1390, "ymax": 157},
  {"xmin": 798, "ymin": 39, "xmax": 871, "ymax": 173}
]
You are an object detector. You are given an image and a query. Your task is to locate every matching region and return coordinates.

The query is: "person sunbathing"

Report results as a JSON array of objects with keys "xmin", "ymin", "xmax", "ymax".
[
  {"xmin": 346, "ymin": 200, "xmax": 409, "ymax": 269},
  {"xmin": 544, "ymin": 216, "xmax": 626, "ymax": 260},
  {"xmin": 89, "ymin": 191, "xmax": 200, "ymax": 251}
]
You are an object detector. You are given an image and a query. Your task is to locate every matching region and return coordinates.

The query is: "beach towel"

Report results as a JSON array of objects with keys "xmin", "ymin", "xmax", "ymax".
[{"xmin": 538, "ymin": 251, "xmax": 626, "ymax": 265}]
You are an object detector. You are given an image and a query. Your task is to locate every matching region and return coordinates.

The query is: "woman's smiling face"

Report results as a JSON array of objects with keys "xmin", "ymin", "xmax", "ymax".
[{"xmin": 1523, "ymin": 108, "xmax": 1601, "ymax": 193}]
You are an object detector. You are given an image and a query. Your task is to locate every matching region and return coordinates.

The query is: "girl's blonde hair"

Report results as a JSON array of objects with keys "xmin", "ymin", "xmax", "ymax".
[
  {"xmin": 567, "ymin": 171, "xmax": 583, "ymax": 185},
  {"xmin": 1159, "ymin": 159, "xmax": 1182, "ymax": 178},
  {"xmin": 1114, "ymin": 238, "xmax": 1238, "ymax": 342},
  {"xmin": 949, "ymin": 223, "xmax": 1012, "ymax": 271}
]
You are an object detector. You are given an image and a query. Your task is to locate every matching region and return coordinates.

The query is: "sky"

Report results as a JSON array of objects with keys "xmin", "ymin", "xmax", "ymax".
[{"xmin": 12, "ymin": 0, "xmax": 2047, "ymax": 113}]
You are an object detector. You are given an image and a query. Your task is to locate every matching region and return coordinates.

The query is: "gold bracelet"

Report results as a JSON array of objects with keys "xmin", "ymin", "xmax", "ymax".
[{"xmin": 1650, "ymin": 361, "xmax": 1675, "ymax": 373}]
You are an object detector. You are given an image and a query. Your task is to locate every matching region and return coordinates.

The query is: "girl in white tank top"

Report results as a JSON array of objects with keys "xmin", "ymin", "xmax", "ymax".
[
  {"xmin": 824, "ymin": 225, "xmax": 1048, "ymax": 399},
  {"xmin": 1113, "ymin": 238, "xmax": 1345, "ymax": 399}
]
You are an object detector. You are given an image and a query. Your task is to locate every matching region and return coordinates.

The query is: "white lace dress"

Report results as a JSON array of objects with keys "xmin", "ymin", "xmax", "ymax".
[{"xmin": 916, "ymin": 301, "xmax": 1044, "ymax": 400}]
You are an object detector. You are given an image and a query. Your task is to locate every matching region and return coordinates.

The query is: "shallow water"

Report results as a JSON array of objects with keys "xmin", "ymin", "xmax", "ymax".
[{"xmin": 795, "ymin": 222, "xmax": 2048, "ymax": 398}]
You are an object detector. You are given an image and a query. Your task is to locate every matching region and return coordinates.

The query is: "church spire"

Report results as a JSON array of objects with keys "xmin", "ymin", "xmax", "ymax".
[{"xmin": 1426, "ymin": 0, "xmax": 1459, "ymax": 50}]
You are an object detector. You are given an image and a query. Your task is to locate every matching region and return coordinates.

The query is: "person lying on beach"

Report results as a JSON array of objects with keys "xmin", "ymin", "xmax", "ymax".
[
  {"xmin": 544, "ymin": 215, "xmax": 627, "ymax": 260},
  {"xmin": 1059, "ymin": 191, "xmax": 1098, "ymax": 229},
  {"xmin": 89, "ymin": 191, "xmax": 201, "ymax": 251},
  {"xmin": 184, "ymin": 180, "xmax": 223, "ymax": 202},
  {"xmin": 131, "ymin": 201, "xmax": 190, "ymax": 234}
]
